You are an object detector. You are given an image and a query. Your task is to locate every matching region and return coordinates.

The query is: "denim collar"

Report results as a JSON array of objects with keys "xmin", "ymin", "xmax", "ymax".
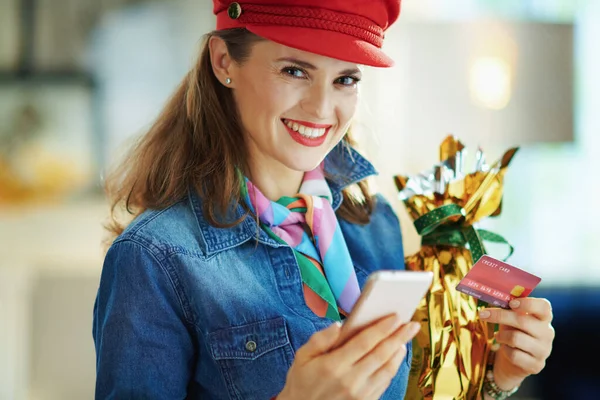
[{"xmin": 188, "ymin": 142, "xmax": 378, "ymax": 257}]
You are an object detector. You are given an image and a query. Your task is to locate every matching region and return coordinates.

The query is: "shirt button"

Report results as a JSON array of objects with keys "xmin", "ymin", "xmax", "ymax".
[{"xmin": 245, "ymin": 340, "xmax": 257, "ymax": 352}]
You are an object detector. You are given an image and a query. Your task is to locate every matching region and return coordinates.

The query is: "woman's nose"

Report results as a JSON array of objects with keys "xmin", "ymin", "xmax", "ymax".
[{"xmin": 300, "ymin": 82, "xmax": 332, "ymax": 120}]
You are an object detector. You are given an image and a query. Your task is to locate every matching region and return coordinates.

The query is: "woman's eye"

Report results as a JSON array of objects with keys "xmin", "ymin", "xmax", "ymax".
[
  {"xmin": 336, "ymin": 76, "xmax": 360, "ymax": 86},
  {"xmin": 283, "ymin": 67, "xmax": 307, "ymax": 79}
]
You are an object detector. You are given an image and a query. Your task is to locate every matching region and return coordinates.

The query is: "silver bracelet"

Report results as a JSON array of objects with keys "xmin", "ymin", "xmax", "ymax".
[{"xmin": 483, "ymin": 367, "xmax": 520, "ymax": 400}]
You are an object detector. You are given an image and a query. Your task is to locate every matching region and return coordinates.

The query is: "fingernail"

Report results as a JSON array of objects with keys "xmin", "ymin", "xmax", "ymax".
[
  {"xmin": 479, "ymin": 310, "xmax": 491, "ymax": 319},
  {"xmin": 410, "ymin": 323, "xmax": 421, "ymax": 336},
  {"xmin": 510, "ymin": 299, "xmax": 521, "ymax": 309}
]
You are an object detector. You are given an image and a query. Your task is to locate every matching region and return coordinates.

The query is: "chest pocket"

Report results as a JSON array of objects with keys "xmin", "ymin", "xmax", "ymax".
[{"xmin": 208, "ymin": 317, "xmax": 294, "ymax": 400}]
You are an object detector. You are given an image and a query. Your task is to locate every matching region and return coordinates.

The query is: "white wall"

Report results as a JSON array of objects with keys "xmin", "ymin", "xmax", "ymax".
[{"xmin": 359, "ymin": 4, "xmax": 598, "ymax": 284}]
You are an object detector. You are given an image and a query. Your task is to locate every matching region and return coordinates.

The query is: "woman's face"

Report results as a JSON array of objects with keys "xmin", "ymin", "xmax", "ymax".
[{"xmin": 226, "ymin": 39, "xmax": 362, "ymax": 174}]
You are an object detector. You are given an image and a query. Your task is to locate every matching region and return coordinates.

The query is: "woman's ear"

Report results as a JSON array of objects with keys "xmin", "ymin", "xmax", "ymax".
[{"xmin": 208, "ymin": 36, "xmax": 233, "ymax": 86}]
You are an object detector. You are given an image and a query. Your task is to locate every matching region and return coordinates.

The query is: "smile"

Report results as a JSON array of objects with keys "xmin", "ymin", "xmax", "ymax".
[{"xmin": 282, "ymin": 119, "xmax": 331, "ymax": 139}]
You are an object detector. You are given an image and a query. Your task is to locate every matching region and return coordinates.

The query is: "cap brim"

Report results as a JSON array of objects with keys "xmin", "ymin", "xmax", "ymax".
[{"xmin": 246, "ymin": 25, "xmax": 394, "ymax": 68}]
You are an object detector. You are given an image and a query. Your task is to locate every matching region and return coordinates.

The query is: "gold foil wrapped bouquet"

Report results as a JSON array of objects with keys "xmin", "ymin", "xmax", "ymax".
[{"xmin": 394, "ymin": 135, "xmax": 518, "ymax": 400}]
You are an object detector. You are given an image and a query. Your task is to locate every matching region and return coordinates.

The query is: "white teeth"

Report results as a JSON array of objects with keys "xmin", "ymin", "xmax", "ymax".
[{"xmin": 284, "ymin": 119, "xmax": 327, "ymax": 138}]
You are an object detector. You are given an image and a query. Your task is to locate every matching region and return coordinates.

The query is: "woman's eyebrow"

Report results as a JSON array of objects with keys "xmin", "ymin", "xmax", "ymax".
[
  {"xmin": 275, "ymin": 57, "xmax": 317, "ymax": 70},
  {"xmin": 275, "ymin": 57, "xmax": 361, "ymax": 75},
  {"xmin": 339, "ymin": 67, "xmax": 362, "ymax": 76}
]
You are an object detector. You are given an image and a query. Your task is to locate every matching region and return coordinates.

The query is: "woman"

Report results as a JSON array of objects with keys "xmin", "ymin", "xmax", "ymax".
[{"xmin": 93, "ymin": 1, "xmax": 555, "ymax": 399}]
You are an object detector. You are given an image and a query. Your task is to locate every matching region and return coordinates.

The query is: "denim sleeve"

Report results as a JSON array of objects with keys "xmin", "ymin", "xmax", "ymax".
[{"xmin": 93, "ymin": 239, "xmax": 194, "ymax": 399}]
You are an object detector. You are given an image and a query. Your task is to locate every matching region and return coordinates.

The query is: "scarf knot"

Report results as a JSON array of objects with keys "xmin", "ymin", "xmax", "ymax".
[{"xmin": 243, "ymin": 164, "xmax": 361, "ymax": 321}]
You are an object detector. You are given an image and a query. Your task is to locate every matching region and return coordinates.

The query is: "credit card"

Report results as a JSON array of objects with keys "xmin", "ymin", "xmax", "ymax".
[{"xmin": 456, "ymin": 255, "xmax": 542, "ymax": 309}]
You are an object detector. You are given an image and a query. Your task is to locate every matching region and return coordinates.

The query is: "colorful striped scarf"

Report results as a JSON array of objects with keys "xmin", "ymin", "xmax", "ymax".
[{"xmin": 242, "ymin": 164, "xmax": 361, "ymax": 321}]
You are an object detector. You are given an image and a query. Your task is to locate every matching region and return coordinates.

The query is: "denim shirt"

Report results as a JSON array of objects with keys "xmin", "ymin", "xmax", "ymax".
[{"xmin": 93, "ymin": 143, "xmax": 411, "ymax": 400}]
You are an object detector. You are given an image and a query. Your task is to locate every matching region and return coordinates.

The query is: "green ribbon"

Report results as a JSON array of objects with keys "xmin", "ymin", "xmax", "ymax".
[
  {"xmin": 415, "ymin": 204, "xmax": 514, "ymax": 263},
  {"xmin": 415, "ymin": 204, "xmax": 513, "ymax": 311}
]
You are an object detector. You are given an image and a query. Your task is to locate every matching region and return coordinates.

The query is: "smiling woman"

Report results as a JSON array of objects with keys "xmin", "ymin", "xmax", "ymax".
[
  {"xmin": 92, "ymin": 1, "xmax": 555, "ymax": 399},
  {"xmin": 210, "ymin": 37, "xmax": 363, "ymax": 198}
]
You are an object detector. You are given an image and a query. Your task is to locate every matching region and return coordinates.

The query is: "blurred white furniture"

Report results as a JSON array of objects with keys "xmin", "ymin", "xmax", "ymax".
[{"xmin": 0, "ymin": 199, "xmax": 106, "ymax": 400}]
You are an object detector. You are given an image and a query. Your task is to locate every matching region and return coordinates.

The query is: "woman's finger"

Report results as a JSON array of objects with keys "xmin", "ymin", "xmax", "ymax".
[
  {"xmin": 498, "ymin": 344, "xmax": 547, "ymax": 376},
  {"xmin": 331, "ymin": 314, "xmax": 403, "ymax": 365},
  {"xmin": 480, "ymin": 308, "xmax": 547, "ymax": 339},
  {"xmin": 361, "ymin": 347, "xmax": 408, "ymax": 399},
  {"xmin": 361, "ymin": 377, "xmax": 394, "ymax": 400},
  {"xmin": 295, "ymin": 322, "xmax": 342, "ymax": 363},
  {"xmin": 509, "ymin": 297, "xmax": 553, "ymax": 321},
  {"xmin": 495, "ymin": 326, "xmax": 551, "ymax": 360},
  {"xmin": 352, "ymin": 322, "xmax": 417, "ymax": 378}
]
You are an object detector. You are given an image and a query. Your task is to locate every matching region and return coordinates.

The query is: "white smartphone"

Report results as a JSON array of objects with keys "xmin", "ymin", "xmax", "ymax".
[{"xmin": 334, "ymin": 270, "xmax": 434, "ymax": 347}]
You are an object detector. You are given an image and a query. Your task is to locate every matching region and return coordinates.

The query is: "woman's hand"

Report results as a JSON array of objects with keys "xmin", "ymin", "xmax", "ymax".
[
  {"xmin": 278, "ymin": 315, "xmax": 420, "ymax": 400},
  {"xmin": 479, "ymin": 297, "xmax": 555, "ymax": 391}
]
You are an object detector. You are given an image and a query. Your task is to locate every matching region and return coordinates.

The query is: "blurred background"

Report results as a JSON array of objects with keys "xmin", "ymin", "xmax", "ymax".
[{"xmin": 0, "ymin": 0, "xmax": 597, "ymax": 399}]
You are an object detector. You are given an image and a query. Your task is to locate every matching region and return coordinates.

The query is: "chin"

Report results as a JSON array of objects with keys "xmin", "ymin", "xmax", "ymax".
[
  {"xmin": 284, "ymin": 158, "xmax": 323, "ymax": 173},
  {"xmin": 279, "ymin": 148, "xmax": 328, "ymax": 173},
  {"xmin": 272, "ymin": 127, "xmax": 344, "ymax": 172}
]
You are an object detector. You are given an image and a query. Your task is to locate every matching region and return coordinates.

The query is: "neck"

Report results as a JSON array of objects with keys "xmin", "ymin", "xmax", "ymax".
[{"xmin": 246, "ymin": 156, "xmax": 304, "ymax": 201}]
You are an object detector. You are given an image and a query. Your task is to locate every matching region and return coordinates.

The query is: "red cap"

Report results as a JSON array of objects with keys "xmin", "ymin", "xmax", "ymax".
[{"xmin": 213, "ymin": 0, "xmax": 401, "ymax": 68}]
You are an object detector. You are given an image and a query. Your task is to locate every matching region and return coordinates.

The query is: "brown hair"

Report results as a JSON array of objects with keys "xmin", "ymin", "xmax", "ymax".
[{"xmin": 104, "ymin": 28, "xmax": 374, "ymax": 246}]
